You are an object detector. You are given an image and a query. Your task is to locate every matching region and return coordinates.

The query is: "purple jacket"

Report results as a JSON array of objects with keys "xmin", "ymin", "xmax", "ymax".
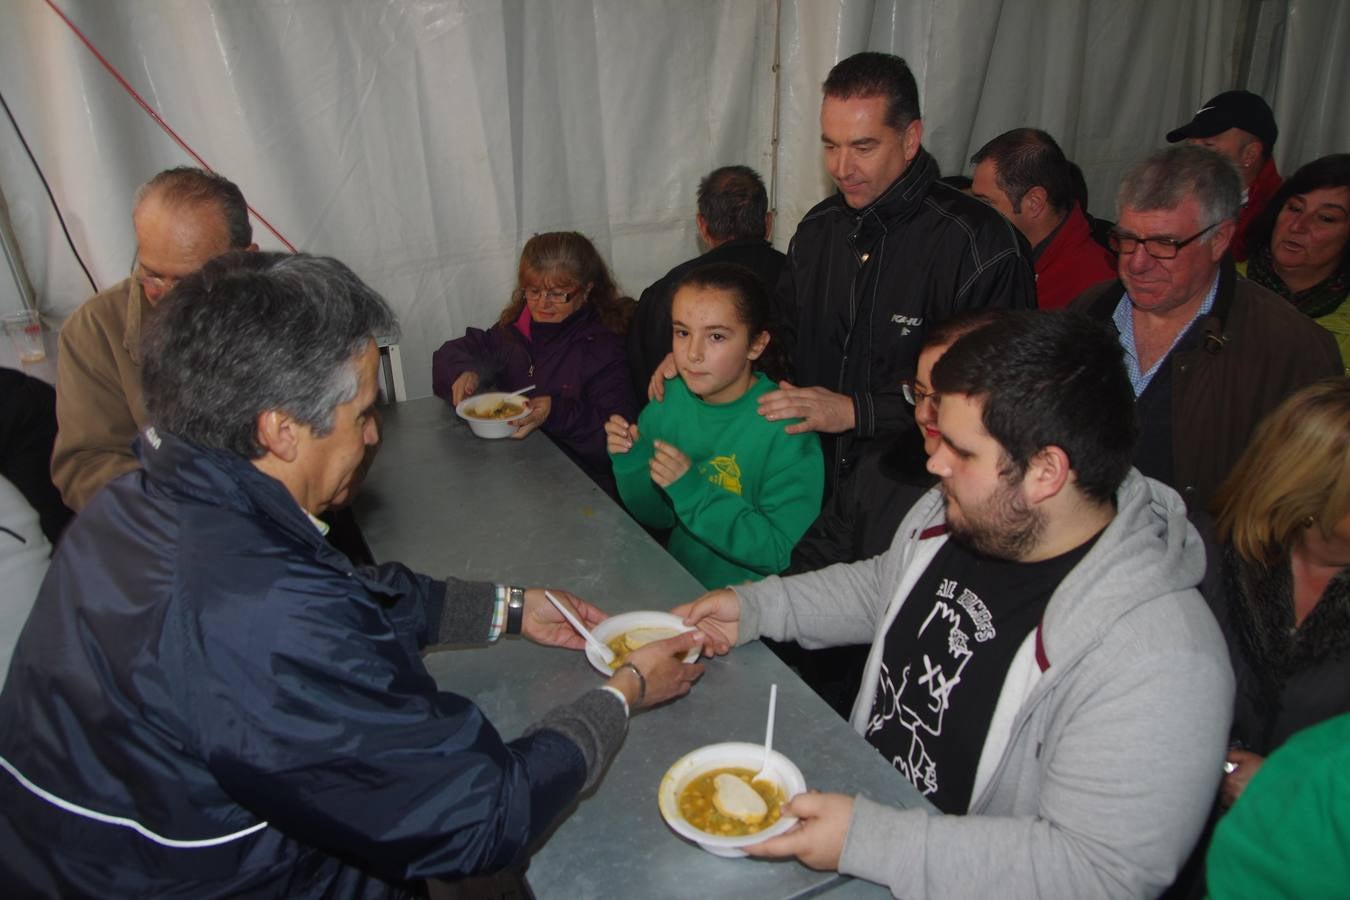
[{"xmin": 432, "ymin": 304, "xmax": 636, "ymax": 493}]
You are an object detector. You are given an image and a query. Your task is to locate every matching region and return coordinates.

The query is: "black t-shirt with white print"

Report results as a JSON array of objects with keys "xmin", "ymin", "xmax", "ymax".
[{"xmin": 864, "ymin": 531, "xmax": 1097, "ymax": 813}]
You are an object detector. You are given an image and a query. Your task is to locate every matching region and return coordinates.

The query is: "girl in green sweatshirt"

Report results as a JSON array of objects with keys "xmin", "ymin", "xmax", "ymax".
[{"xmin": 606, "ymin": 263, "xmax": 823, "ymax": 588}]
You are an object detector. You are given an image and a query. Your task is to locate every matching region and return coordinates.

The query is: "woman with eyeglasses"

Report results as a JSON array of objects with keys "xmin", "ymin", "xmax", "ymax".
[
  {"xmin": 432, "ymin": 232, "xmax": 638, "ymax": 496},
  {"xmin": 1237, "ymin": 154, "xmax": 1350, "ymax": 372}
]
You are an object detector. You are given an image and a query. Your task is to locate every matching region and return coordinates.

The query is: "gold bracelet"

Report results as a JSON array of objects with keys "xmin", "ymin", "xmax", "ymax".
[{"xmin": 616, "ymin": 662, "xmax": 646, "ymax": 708}]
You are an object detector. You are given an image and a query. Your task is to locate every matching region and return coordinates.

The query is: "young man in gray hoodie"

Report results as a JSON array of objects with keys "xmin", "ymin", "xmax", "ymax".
[{"xmin": 678, "ymin": 310, "xmax": 1234, "ymax": 899}]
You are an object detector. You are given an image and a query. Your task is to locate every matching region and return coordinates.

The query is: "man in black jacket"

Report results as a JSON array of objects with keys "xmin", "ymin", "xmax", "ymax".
[
  {"xmin": 760, "ymin": 52, "xmax": 1034, "ymax": 496},
  {"xmin": 627, "ymin": 165, "xmax": 785, "ymax": 397}
]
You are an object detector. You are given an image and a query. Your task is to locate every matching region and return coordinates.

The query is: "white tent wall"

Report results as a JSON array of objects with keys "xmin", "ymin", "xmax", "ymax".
[
  {"xmin": 1, "ymin": 0, "xmax": 1344, "ymax": 400},
  {"xmin": 1247, "ymin": 0, "xmax": 1350, "ymax": 172},
  {"xmin": 0, "ymin": 0, "xmax": 781, "ymax": 400}
]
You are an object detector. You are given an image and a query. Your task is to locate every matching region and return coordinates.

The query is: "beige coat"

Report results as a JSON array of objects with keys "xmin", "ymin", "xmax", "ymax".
[{"xmin": 51, "ymin": 277, "xmax": 151, "ymax": 510}]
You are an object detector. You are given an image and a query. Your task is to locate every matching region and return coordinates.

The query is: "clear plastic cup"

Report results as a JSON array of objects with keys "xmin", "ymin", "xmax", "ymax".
[{"xmin": 3, "ymin": 310, "xmax": 46, "ymax": 363}]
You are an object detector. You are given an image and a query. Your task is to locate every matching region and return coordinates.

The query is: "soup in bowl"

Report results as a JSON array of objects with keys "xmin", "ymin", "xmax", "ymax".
[
  {"xmin": 456, "ymin": 392, "xmax": 528, "ymax": 438},
  {"xmin": 584, "ymin": 611, "xmax": 700, "ymax": 676},
  {"xmin": 658, "ymin": 742, "xmax": 806, "ymax": 857}
]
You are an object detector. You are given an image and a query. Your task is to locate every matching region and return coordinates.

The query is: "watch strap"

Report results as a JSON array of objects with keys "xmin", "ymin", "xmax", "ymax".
[{"xmin": 506, "ymin": 586, "xmax": 526, "ymax": 635}]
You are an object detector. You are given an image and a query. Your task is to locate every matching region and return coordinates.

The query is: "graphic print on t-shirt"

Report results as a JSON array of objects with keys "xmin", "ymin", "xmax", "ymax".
[
  {"xmin": 864, "ymin": 535, "xmax": 1093, "ymax": 812},
  {"xmin": 703, "ymin": 454, "xmax": 742, "ymax": 495},
  {"xmin": 866, "ymin": 577, "xmax": 988, "ymax": 800}
]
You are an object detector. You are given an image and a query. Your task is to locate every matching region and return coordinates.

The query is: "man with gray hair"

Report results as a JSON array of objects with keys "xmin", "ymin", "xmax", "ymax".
[
  {"xmin": 627, "ymin": 164, "xmax": 784, "ymax": 396},
  {"xmin": 52, "ymin": 166, "xmax": 257, "ymax": 510},
  {"xmin": 1074, "ymin": 145, "xmax": 1340, "ymax": 512},
  {"xmin": 0, "ymin": 252, "xmax": 704, "ymax": 895}
]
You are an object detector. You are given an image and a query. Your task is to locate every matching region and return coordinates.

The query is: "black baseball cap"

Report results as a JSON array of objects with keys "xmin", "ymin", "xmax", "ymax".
[{"xmin": 1166, "ymin": 90, "xmax": 1277, "ymax": 150}]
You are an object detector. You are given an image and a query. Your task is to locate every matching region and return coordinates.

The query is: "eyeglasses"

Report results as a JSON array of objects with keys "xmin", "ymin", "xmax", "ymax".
[
  {"xmin": 1107, "ymin": 222, "xmax": 1219, "ymax": 260},
  {"xmin": 902, "ymin": 380, "xmax": 934, "ymax": 406},
  {"xmin": 522, "ymin": 287, "xmax": 578, "ymax": 304},
  {"xmin": 133, "ymin": 261, "xmax": 180, "ymax": 293}
]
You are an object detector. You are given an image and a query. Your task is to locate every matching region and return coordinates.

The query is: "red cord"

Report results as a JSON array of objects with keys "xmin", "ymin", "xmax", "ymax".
[{"xmin": 43, "ymin": 0, "xmax": 298, "ymax": 252}]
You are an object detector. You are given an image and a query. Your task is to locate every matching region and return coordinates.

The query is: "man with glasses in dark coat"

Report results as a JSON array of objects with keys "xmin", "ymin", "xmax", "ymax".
[{"xmin": 1074, "ymin": 145, "xmax": 1340, "ymax": 513}]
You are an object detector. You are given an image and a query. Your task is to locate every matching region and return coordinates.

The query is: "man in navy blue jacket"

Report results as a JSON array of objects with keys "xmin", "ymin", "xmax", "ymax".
[{"xmin": 0, "ymin": 251, "xmax": 703, "ymax": 898}]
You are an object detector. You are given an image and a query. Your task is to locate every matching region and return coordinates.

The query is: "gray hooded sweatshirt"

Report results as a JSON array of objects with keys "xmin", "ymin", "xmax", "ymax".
[{"xmin": 734, "ymin": 470, "xmax": 1233, "ymax": 899}]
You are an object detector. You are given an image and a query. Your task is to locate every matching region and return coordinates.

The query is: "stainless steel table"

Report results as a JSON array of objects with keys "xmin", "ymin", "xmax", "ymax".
[{"xmin": 355, "ymin": 397, "xmax": 927, "ymax": 898}]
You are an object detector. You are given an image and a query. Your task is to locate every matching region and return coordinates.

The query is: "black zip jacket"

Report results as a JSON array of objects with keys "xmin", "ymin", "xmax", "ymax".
[{"xmin": 776, "ymin": 148, "xmax": 1035, "ymax": 492}]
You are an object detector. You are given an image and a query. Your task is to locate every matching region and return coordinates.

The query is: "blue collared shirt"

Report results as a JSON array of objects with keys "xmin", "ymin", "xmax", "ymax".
[{"xmin": 1112, "ymin": 274, "xmax": 1220, "ymax": 396}]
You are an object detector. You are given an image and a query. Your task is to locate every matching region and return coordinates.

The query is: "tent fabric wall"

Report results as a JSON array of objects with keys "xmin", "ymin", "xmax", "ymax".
[
  {"xmin": 1252, "ymin": 0, "xmax": 1350, "ymax": 173},
  {"xmin": 1, "ymin": 0, "xmax": 1344, "ymax": 400},
  {"xmin": 0, "ymin": 0, "xmax": 780, "ymax": 400}
]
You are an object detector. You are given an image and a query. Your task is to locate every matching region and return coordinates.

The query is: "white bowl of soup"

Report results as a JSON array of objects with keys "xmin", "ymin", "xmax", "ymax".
[
  {"xmin": 658, "ymin": 742, "xmax": 806, "ymax": 857},
  {"xmin": 455, "ymin": 392, "xmax": 528, "ymax": 438},
  {"xmin": 584, "ymin": 611, "xmax": 700, "ymax": 676}
]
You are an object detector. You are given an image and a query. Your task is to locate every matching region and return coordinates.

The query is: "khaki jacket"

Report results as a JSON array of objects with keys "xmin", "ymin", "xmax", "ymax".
[{"xmin": 51, "ymin": 277, "xmax": 150, "ymax": 510}]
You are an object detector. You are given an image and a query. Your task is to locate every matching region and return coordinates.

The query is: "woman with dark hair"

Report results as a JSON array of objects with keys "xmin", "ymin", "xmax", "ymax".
[
  {"xmin": 1240, "ymin": 154, "xmax": 1350, "ymax": 369},
  {"xmin": 432, "ymin": 232, "xmax": 638, "ymax": 495},
  {"xmin": 606, "ymin": 262, "xmax": 822, "ymax": 589}
]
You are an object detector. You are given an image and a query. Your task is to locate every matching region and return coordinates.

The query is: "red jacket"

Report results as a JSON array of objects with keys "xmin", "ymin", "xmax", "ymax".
[
  {"xmin": 1034, "ymin": 205, "xmax": 1117, "ymax": 310},
  {"xmin": 1231, "ymin": 157, "xmax": 1282, "ymax": 263}
]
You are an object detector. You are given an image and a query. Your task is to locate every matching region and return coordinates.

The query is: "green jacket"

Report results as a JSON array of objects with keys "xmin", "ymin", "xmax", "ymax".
[
  {"xmin": 1207, "ymin": 713, "xmax": 1350, "ymax": 899},
  {"xmin": 612, "ymin": 374, "xmax": 822, "ymax": 589}
]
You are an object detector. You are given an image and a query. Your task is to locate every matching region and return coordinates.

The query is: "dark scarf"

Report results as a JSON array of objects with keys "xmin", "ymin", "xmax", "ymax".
[
  {"xmin": 1245, "ymin": 243, "xmax": 1350, "ymax": 318},
  {"xmin": 1223, "ymin": 544, "xmax": 1350, "ymax": 729}
]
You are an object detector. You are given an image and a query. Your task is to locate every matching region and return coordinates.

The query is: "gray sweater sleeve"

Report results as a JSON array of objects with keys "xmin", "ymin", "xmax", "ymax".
[
  {"xmin": 526, "ymin": 689, "xmax": 628, "ymax": 793},
  {"xmin": 419, "ymin": 579, "xmax": 629, "ymax": 792},
  {"xmin": 423, "ymin": 576, "xmax": 498, "ymax": 645}
]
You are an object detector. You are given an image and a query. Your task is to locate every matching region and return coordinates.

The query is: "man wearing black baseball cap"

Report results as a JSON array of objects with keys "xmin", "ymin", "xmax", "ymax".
[{"xmin": 1167, "ymin": 90, "xmax": 1282, "ymax": 261}]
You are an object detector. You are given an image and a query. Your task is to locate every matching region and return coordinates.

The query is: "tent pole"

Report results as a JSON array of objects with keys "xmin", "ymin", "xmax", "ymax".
[
  {"xmin": 769, "ymin": 0, "xmax": 783, "ymax": 229},
  {"xmin": 0, "ymin": 186, "xmax": 38, "ymax": 315}
]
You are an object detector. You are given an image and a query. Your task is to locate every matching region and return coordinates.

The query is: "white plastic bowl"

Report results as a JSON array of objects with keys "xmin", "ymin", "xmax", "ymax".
[
  {"xmin": 658, "ymin": 742, "xmax": 807, "ymax": 857},
  {"xmin": 584, "ymin": 610, "xmax": 700, "ymax": 675},
  {"xmin": 455, "ymin": 392, "xmax": 528, "ymax": 439}
]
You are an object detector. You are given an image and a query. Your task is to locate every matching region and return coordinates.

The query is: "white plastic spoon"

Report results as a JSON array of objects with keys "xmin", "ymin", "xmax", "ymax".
[
  {"xmin": 753, "ymin": 683, "xmax": 778, "ymax": 784},
  {"xmin": 544, "ymin": 590, "xmax": 615, "ymax": 665},
  {"xmin": 510, "ymin": 384, "xmax": 537, "ymax": 397}
]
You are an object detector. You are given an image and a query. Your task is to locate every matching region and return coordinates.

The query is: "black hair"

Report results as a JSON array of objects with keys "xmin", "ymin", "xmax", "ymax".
[
  {"xmin": 1066, "ymin": 160, "xmax": 1090, "ymax": 213},
  {"xmin": 923, "ymin": 308, "xmax": 1006, "ymax": 351},
  {"xmin": 970, "ymin": 128, "xmax": 1075, "ymax": 215},
  {"xmin": 931, "ymin": 310, "xmax": 1137, "ymax": 503},
  {"xmin": 823, "ymin": 52, "xmax": 920, "ymax": 131},
  {"xmin": 141, "ymin": 251, "xmax": 398, "ymax": 458},
  {"xmin": 669, "ymin": 262, "xmax": 789, "ymax": 383},
  {"xmin": 697, "ymin": 166, "xmax": 769, "ymax": 242},
  {"xmin": 1246, "ymin": 153, "xmax": 1350, "ymax": 282}
]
